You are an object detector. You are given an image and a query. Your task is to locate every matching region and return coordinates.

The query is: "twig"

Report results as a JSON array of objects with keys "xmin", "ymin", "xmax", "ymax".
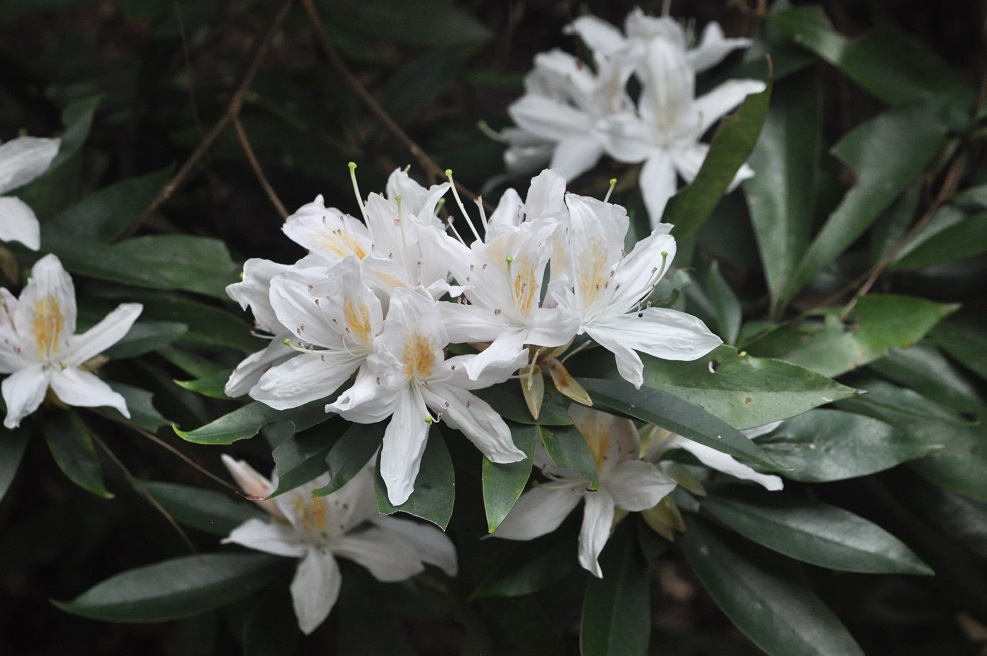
[
  {"xmin": 170, "ymin": 0, "xmax": 206, "ymax": 145},
  {"xmin": 233, "ymin": 117, "xmax": 289, "ymax": 219},
  {"xmin": 137, "ymin": 0, "xmax": 296, "ymax": 226}
]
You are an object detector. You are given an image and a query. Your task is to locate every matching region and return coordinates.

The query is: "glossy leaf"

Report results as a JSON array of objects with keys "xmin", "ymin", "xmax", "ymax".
[
  {"xmin": 0, "ymin": 427, "xmax": 29, "ymax": 504},
  {"xmin": 174, "ymin": 369, "xmax": 234, "ymax": 399},
  {"xmin": 579, "ymin": 377, "xmax": 782, "ymax": 471},
  {"xmin": 482, "ymin": 422, "xmax": 536, "ymax": 532},
  {"xmin": 868, "ymin": 343, "xmax": 986, "ymax": 417},
  {"xmin": 107, "ymin": 382, "xmax": 170, "ymax": 431},
  {"xmin": 931, "ymin": 307, "xmax": 987, "ymax": 382},
  {"xmin": 54, "ymin": 553, "xmax": 282, "ymax": 622},
  {"xmin": 474, "ymin": 383, "xmax": 573, "ymax": 426},
  {"xmin": 662, "ymin": 82, "xmax": 771, "ymax": 240},
  {"xmin": 103, "ymin": 321, "xmax": 188, "ymax": 359},
  {"xmin": 744, "ymin": 71, "xmax": 819, "ymax": 316},
  {"xmin": 111, "ymin": 235, "xmax": 240, "ymax": 299},
  {"xmin": 680, "ymin": 515, "xmax": 865, "ymax": 656},
  {"xmin": 539, "ymin": 424, "xmax": 599, "ymax": 490},
  {"xmin": 746, "ymin": 295, "xmax": 957, "ymax": 377},
  {"xmin": 756, "ymin": 408, "xmax": 938, "ymax": 482},
  {"xmin": 375, "ymin": 427, "xmax": 454, "ymax": 530},
  {"xmin": 139, "ymin": 295, "xmax": 259, "ymax": 353},
  {"xmin": 703, "ymin": 261, "xmax": 742, "ymax": 345},
  {"xmin": 140, "ymin": 481, "xmax": 266, "ymax": 536},
  {"xmin": 315, "ymin": 421, "xmax": 386, "ymax": 497},
  {"xmin": 270, "ymin": 423, "xmax": 342, "ymax": 496},
  {"xmin": 43, "ymin": 410, "xmax": 112, "ymax": 498},
  {"xmin": 702, "ymin": 487, "xmax": 931, "ymax": 574},
  {"xmin": 580, "ymin": 522, "xmax": 649, "ymax": 656},
  {"xmin": 892, "ymin": 211, "xmax": 987, "ymax": 271},
  {"xmin": 174, "ymin": 400, "xmax": 329, "ymax": 445}
]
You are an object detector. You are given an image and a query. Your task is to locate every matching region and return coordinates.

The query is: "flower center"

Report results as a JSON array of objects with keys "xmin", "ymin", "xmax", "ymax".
[
  {"xmin": 343, "ymin": 298, "xmax": 373, "ymax": 345},
  {"xmin": 401, "ymin": 332, "xmax": 435, "ymax": 381},
  {"xmin": 32, "ymin": 295, "xmax": 63, "ymax": 361}
]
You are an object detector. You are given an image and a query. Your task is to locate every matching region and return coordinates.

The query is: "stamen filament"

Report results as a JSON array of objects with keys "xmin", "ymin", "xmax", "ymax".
[{"xmin": 446, "ymin": 169, "xmax": 482, "ymax": 242}]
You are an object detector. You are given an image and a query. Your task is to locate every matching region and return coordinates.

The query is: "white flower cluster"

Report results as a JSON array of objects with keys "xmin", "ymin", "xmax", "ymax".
[
  {"xmin": 226, "ymin": 167, "xmax": 721, "ymax": 506},
  {"xmin": 498, "ymin": 8, "xmax": 765, "ymax": 225},
  {"xmin": 0, "ymin": 135, "xmax": 60, "ymax": 250}
]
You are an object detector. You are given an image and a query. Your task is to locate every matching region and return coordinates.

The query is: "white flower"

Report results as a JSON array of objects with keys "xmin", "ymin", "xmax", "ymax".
[
  {"xmin": 0, "ymin": 254, "xmax": 142, "ymax": 428},
  {"xmin": 281, "ymin": 195, "xmax": 372, "ymax": 269},
  {"xmin": 0, "ymin": 136, "xmax": 60, "ymax": 250},
  {"xmin": 550, "ymin": 194, "xmax": 721, "ymax": 388},
  {"xmin": 492, "ymin": 405, "xmax": 675, "ymax": 577},
  {"xmin": 329, "ymin": 287, "xmax": 526, "ymax": 505},
  {"xmin": 221, "ymin": 456, "xmax": 457, "ymax": 635}
]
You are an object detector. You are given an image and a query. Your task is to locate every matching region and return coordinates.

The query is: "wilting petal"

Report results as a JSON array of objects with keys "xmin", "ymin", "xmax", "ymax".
[
  {"xmin": 1, "ymin": 364, "xmax": 48, "ymax": 428},
  {"xmin": 250, "ymin": 350, "xmax": 362, "ymax": 410},
  {"xmin": 492, "ymin": 484, "xmax": 584, "ymax": 540},
  {"xmin": 605, "ymin": 460, "xmax": 676, "ymax": 511},
  {"xmin": 290, "ymin": 548, "xmax": 342, "ymax": 635},
  {"xmin": 49, "ymin": 367, "xmax": 130, "ymax": 416},
  {"xmin": 222, "ymin": 518, "xmax": 306, "ymax": 557},
  {"xmin": 423, "ymin": 383, "xmax": 524, "ymax": 464},
  {"xmin": 333, "ymin": 526, "xmax": 425, "ymax": 582},
  {"xmin": 0, "ymin": 197, "xmax": 40, "ymax": 249},
  {"xmin": 376, "ymin": 515, "xmax": 458, "ymax": 576},
  {"xmin": 666, "ymin": 435, "xmax": 783, "ymax": 491},
  {"xmin": 379, "ymin": 387, "xmax": 431, "ymax": 506},
  {"xmin": 0, "ymin": 136, "xmax": 60, "ymax": 195},
  {"xmin": 578, "ymin": 490, "xmax": 616, "ymax": 578},
  {"xmin": 65, "ymin": 303, "xmax": 142, "ymax": 366}
]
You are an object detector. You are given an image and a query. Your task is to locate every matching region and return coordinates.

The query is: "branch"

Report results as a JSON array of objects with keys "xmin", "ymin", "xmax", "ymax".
[{"xmin": 234, "ymin": 118, "xmax": 289, "ymax": 219}]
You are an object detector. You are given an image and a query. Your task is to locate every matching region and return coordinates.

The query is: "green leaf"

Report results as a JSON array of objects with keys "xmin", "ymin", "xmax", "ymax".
[
  {"xmin": 930, "ymin": 307, "xmax": 987, "ymax": 382},
  {"xmin": 375, "ymin": 427, "xmax": 454, "ymax": 530},
  {"xmin": 0, "ymin": 427, "xmax": 30, "ymax": 504},
  {"xmin": 383, "ymin": 52, "xmax": 465, "ymax": 123},
  {"xmin": 702, "ymin": 486, "xmax": 931, "ymax": 574},
  {"xmin": 472, "ymin": 526, "xmax": 577, "ymax": 600},
  {"xmin": 54, "ymin": 553, "xmax": 283, "ymax": 622},
  {"xmin": 174, "ymin": 400, "xmax": 330, "ymax": 445},
  {"xmin": 680, "ymin": 515, "xmax": 865, "ymax": 656},
  {"xmin": 792, "ymin": 103, "xmax": 951, "ymax": 296},
  {"xmin": 756, "ymin": 408, "xmax": 937, "ymax": 482},
  {"xmin": 539, "ymin": 424, "xmax": 599, "ymax": 491},
  {"xmin": 479, "ymin": 598, "xmax": 566, "ymax": 656},
  {"xmin": 107, "ymin": 382, "xmax": 169, "ymax": 431},
  {"xmin": 746, "ymin": 295, "xmax": 957, "ymax": 377},
  {"xmin": 744, "ymin": 71, "xmax": 820, "ymax": 316},
  {"xmin": 579, "ymin": 377, "xmax": 782, "ymax": 471},
  {"xmin": 270, "ymin": 423, "xmax": 343, "ymax": 496},
  {"xmin": 316, "ymin": 421, "xmax": 387, "ymax": 497},
  {"xmin": 48, "ymin": 166, "xmax": 173, "ymax": 241},
  {"xmin": 103, "ymin": 321, "xmax": 188, "ymax": 359},
  {"xmin": 139, "ymin": 295, "xmax": 259, "ymax": 353},
  {"xmin": 662, "ymin": 82, "xmax": 771, "ymax": 240},
  {"xmin": 771, "ymin": 7, "xmax": 973, "ymax": 107},
  {"xmin": 868, "ymin": 343, "xmax": 987, "ymax": 417},
  {"xmin": 702, "ymin": 261, "xmax": 742, "ymax": 345},
  {"xmin": 580, "ymin": 522, "xmax": 650, "ymax": 656},
  {"xmin": 110, "ymin": 235, "xmax": 240, "ymax": 299},
  {"xmin": 324, "ymin": 0, "xmax": 492, "ymax": 49},
  {"xmin": 43, "ymin": 410, "xmax": 112, "ymax": 498},
  {"xmin": 892, "ymin": 210, "xmax": 987, "ymax": 271},
  {"xmin": 174, "ymin": 369, "xmax": 234, "ymax": 399},
  {"xmin": 474, "ymin": 383, "xmax": 573, "ymax": 426},
  {"xmin": 140, "ymin": 481, "xmax": 266, "ymax": 536},
  {"xmin": 482, "ymin": 422, "xmax": 536, "ymax": 532}
]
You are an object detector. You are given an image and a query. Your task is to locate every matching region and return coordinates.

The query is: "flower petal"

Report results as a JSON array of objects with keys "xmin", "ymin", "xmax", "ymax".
[
  {"xmin": 688, "ymin": 22, "xmax": 753, "ymax": 73},
  {"xmin": 379, "ymin": 387, "xmax": 431, "ymax": 506},
  {"xmin": 375, "ymin": 515, "xmax": 458, "ymax": 576},
  {"xmin": 0, "ymin": 136, "xmax": 60, "ymax": 195},
  {"xmin": 15, "ymin": 254, "xmax": 77, "ymax": 356},
  {"xmin": 225, "ymin": 335, "xmax": 296, "ymax": 398},
  {"xmin": 666, "ymin": 435, "xmax": 783, "ymax": 490},
  {"xmin": 328, "ymin": 368, "xmax": 399, "ymax": 423},
  {"xmin": 605, "ymin": 460, "xmax": 676, "ymax": 511},
  {"xmin": 424, "ymin": 383, "xmax": 524, "ymax": 464},
  {"xmin": 638, "ymin": 153, "xmax": 678, "ymax": 227},
  {"xmin": 0, "ymin": 197, "xmax": 40, "ymax": 249},
  {"xmin": 222, "ymin": 517, "xmax": 305, "ymax": 557},
  {"xmin": 220, "ymin": 455, "xmax": 283, "ymax": 518},
  {"xmin": 250, "ymin": 350, "xmax": 362, "ymax": 410},
  {"xmin": 578, "ymin": 490, "xmax": 616, "ymax": 578},
  {"xmin": 549, "ymin": 135, "xmax": 604, "ymax": 182},
  {"xmin": 691, "ymin": 79, "xmax": 766, "ymax": 132},
  {"xmin": 333, "ymin": 526, "xmax": 425, "ymax": 582},
  {"xmin": 1, "ymin": 364, "xmax": 49, "ymax": 428},
  {"xmin": 291, "ymin": 549, "xmax": 342, "ymax": 635},
  {"xmin": 49, "ymin": 367, "xmax": 130, "ymax": 416},
  {"xmin": 508, "ymin": 95, "xmax": 593, "ymax": 143},
  {"xmin": 492, "ymin": 484, "xmax": 584, "ymax": 540},
  {"xmin": 65, "ymin": 303, "xmax": 142, "ymax": 366},
  {"xmin": 565, "ymin": 16, "xmax": 627, "ymax": 56}
]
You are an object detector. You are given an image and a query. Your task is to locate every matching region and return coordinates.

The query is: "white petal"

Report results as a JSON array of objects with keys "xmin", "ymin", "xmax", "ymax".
[
  {"xmin": 688, "ymin": 23, "xmax": 753, "ymax": 72},
  {"xmin": 375, "ymin": 515, "xmax": 458, "ymax": 576},
  {"xmin": 424, "ymin": 383, "xmax": 524, "ymax": 464},
  {"xmin": 220, "ymin": 455, "xmax": 283, "ymax": 518},
  {"xmin": 522, "ymin": 169, "xmax": 568, "ymax": 223},
  {"xmin": 269, "ymin": 274, "xmax": 344, "ymax": 349},
  {"xmin": 728, "ymin": 161, "xmax": 756, "ymax": 191},
  {"xmin": 226, "ymin": 258, "xmax": 295, "ymax": 333},
  {"xmin": 667, "ymin": 435, "xmax": 783, "ymax": 490},
  {"xmin": 639, "ymin": 154, "xmax": 678, "ymax": 228},
  {"xmin": 691, "ymin": 79, "xmax": 766, "ymax": 132},
  {"xmin": 508, "ymin": 95, "xmax": 592, "ymax": 143},
  {"xmin": 743, "ymin": 420, "xmax": 783, "ymax": 440},
  {"xmin": 282, "ymin": 196, "xmax": 371, "ymax": 264},
  {"xmin": 438, "ymin": 302, "xmax": 504, "ymax": 344},
  {"xmin": 328, "ymin": 368, "xmax": 399, "ymax": 423},
  {"xmin": 379, "ymin": 387, "xmax": 431, "ymax": 506},
  {"xmin": 578, "ymin": 490, "xmax": 616, "ymax": 578},
  {"xmin": 250, "ymin": 350, "xmax": 361, "ymax": 410},
  {"xmin": 49, "ymin": 367, "xmax": 130, "ymax": 416},
  {"xmin": 462, "ymin": 329, "xmax": 527, "ymax": 381},
  {"xmin": 1, "ymin": 364, "xmax": 49, "ymax": 428},
  {"xmin": 333, "ymin": 526, "xmax": 425, "ymax": 582},
  {"xmin": 0, "ymin": 197, "xmax": 40, "ymax": 249},
  {"xmin": 65, "ymin": 303, "xmax": 142, "ymax": 366},
  {"xmin": 565, "ymin": 15, "xmax": 627, "ymax": 56},
  {"xmin": 225, "ymin": 336, "xmax": 296, "ymax": 398},
  {"xmin": 585, "ymin": 325, "xmax": 647, "ymax": 389},
  {"xmin": 605, "ymin": 460, "xmax": 676, "ymax": 511},
  {"xmin": 549, "ymin": 135, "xmax": 604, "ymax": 182},
  {"xmin": 597, "ymin": 308, "xmax": 722, "ymax": 362},
  {"xmin": 0, "ymin": 136, "xmax": 60, "ymax": 194},
  {"xmin": 15, "ymin": 254, "xmax": 76, "ymax": 357},
  {"xmin": 291, "ymin": 549, "xmax": 342, "ymax": 635},
  {"xmin": 222, "ymin": 518, "xmax": 306, "ymax": 557},
  {"xmin": 597, "ymin": 114, "xmax": 654, "ymax": 164},
  {"xmin": 492, "ymin": 484, "xmax": 583, "ymax": 540}
]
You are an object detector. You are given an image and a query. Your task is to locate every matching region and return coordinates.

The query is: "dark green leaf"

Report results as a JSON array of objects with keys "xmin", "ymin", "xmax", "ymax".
[
  {"xmin": 482, "ymin": 422, "xmax": 536, "ymax": 532},
  {"xmin": 474, "ymin": 383, "xmax": 573, "ymax": 426},
  {"xmin": 579, "ymin": 378, "xmax": 782, "ymax": 471},
  {"xmin": 53, "ymin": 553, "xmax": 282, "ymax": 622},
  {"xmin": 892, "ymin": 211, "xmax": 987, "ymax": 271},
  {"xmin": 703, "ymin": 261, "xmax": 742, "ymax": 345},
  {"xmin": 110, "ymin": 235, "xmax": 239, "ymax": 299},
  {"xmin": 103, "ymin": 321, "xmax": 187, "ymax": 359},
  {"xmin": 0, "ymin": 427, "xmax": 30, "ymax": 504},
  {"xmin": 375, "ymin": 427, "xmax": 454, "ymax": 530},
  {"xmin": 383, "ymin": 52, "xmax": 465, "ymax": 122},
  {"xmin": 479, "ymin": 598, "xmax": 566, "ymax": 656},
  {"xmin": 43, "ymin": 410, "xmax": 112, "ymax": 498},
  {"xmin": 680, "ymin": 515, "xmax": 865, "ymax": 656},
  {"xmin": 324, "ymin": 0, "xmax": 492, "ymax": 49},
  {"xmin": 702, "ymin": 486, "xmax": 931, "ymax": 574},
  {"xmin": 174, "ymin": 400, "xmax": 330, "ymax": 445},
  {"xmin": 140, "ymin": 481, "xmax": 266, "ymax": 536},
  {"xmin": 316, "ymin": 421, "xmax": 387, "ymax": 497},
  {"xmin": 106, "ymin": 382, "xmax": 169, "ymax": 431},
  {"xmin": 174, "ymin": 369, "xmax": 235, "ymax": 399},
  {"xmin": 471, "ymin": 527, "xmax": 577, "ymax": 600},
  {"xmin": 139, "ymin": 295, "xmax": 259, "ymax": 353},
  {"xmin": 868, "ymin": 343, "xmax": 986, "ymax": 417},
  {"xmin": 580, "ymin": 522, "xmax": 649, "ymax": 656},
  {"xmin": 663, "ymin": 82, "xmax": 771, "ymax": 240},
  {"xmin": 746, "ymin": 295, "xmax": 957, "ymax": 377},
  {"xmin": 539, "ymin": 424, "xmax": 599, "ymax": 491},
  {"xmin": 930, "ymin": 307, "xmax": 987, "ymax": 382},
  {"xmin": 756, "ymin": 408, "xmax": 938, "ymax": 482},
  {"xmin": 270, "ymin": 422, "xmax": 342, "ymax": 496}
]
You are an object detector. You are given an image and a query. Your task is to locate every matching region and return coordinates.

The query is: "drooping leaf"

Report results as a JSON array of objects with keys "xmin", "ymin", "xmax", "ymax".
[
  {"xmin": 174, "ymin": 400, "xmax": 329, "ymax": 445},
  {"xmin": 0, "ymin": 427, "xmax": 30, "ymax": 504},
  {"xmin": 54, "ymin": 553, "xmax": 283, "ymax": 622},
  {"xmin": 746, "ymin": 295, "xmax": 957, "ymax": 377},
  {"xmin": 702, "ymin": 261, "xmax": 742, "ymax": 345},
  {"xmin": 756, "ymin": 408, "xmax": 937, "ymax": 482},
  {"xmin": 43, "ymin": 410, "xmax": 112, "ymax": 498},
  {"xmin": 580, "ymin": 522, "xmax": 650, "ymax": 656},
  {"xmin": 539, "ymin": 423, "xmax": 599, "ymax": 491},
  {"xmin": 680, "ymin": 515, "xmax": 865, "ymax": 656},
  {"xmin": 482, "ymin": 422, "xmax": 537, "ymax": 532},
  {"xmin": 140, "ymin": 481, "xmax": 267, "ymax": 536},
  {"xmin": 375, "ymin": 427, "xmax": 455, "ymax": 530},
  {"xmin": 579, "ymin": 377, "xmax": 783, "ymax": 471},
  {"xmin": 662, "ymin": 82, "xmax": 771, "ymax": 240},
  {"xmin": 174, "ymin": 369, "xmax": 235, "ymax": 399},
  {"xmin": 315, "ymin": 421, "xmax": 386, "ymax": 497},
  {"xmin": 702, "ymin": 486, "xmax": 931, "ymax": 574}
]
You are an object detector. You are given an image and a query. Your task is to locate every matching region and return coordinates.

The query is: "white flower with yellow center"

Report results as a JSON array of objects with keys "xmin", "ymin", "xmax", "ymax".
[
  {"xmin": 0, "ymin": 136, "xmax": 60, "ymax": 250},
  {"xmin": 329, "ymin": 287, "xmax": 526, "ymax": 505},
  {"xmin": 492, "ymin": 405, "xmax": 675, "ymax": 577},
  {"xmin": 550, "ymin": 194, "xmax": 721, "ymax": 388},
  {"xmin": 221, "ymin": 456, "xmax": 458, "ymax": 635},
  {"xmin": 0, "ymin": 254, "xmax": 141, "ymax": 428}
]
